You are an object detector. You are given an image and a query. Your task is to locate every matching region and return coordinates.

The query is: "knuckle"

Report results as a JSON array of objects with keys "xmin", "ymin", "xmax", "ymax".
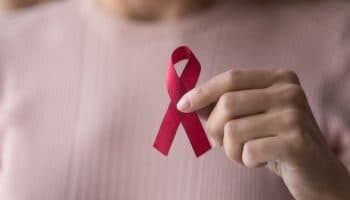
[
  {"xmin": 223, "ymin": 143, "xmax": 241, "ymax": 163},
  {"xmin": 279, "ymin": 84, "xmax": 306, "ymax": 107},
  {"xmin": 226, "ymin": 69, "xmax": 243, "ymax": 84},
  {"xmin": 206, "ymin": 118, "xmax": 216, "ymax": 138},
  {"xmin": 224, "ymin": 121, "xmax": 234, "ymax": 134},
  {"xmin": 218, "ymin": 93, "xmax": 233, "ymax": 110},
  {"xmin": 206, "ymin": 117, "xmax": 223, "ymax": 141},
  {"xmin": 284, "ymin": 132, "xmax": 305, "ymax": 161},
  {"xmin": 224, "ymin": 121, "xmax": 239, "ymax": 143},
  {"xmin": 276, "ymin": 69, "xmax": 300, "ymax": 84},
  {"xmin": 282, "ymin": 108, "xmax": 303, "ymax": 128},
  {"xmin": 291, "ymin": 131, "xmax": 306, "ymax": 148},
  {"xmin": 242, "ymin": 142, "xmax": 258, "ymax": 168}
]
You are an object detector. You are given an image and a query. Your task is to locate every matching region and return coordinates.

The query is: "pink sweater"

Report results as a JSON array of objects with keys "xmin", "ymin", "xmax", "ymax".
[{"xmin": 0, "ymin": 0, "xmax": 349, "ymax": 199}]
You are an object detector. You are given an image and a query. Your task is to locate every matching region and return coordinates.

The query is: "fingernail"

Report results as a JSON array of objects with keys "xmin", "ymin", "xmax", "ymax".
[{"xmin": 177, "ymin": 96, "xmax": 190, "ymax": 112}]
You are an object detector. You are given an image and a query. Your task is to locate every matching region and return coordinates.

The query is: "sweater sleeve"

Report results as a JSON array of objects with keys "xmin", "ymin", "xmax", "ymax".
[
  {"xmin": 320, "ymin": 22, "xmax": 350, "ymax": 170},
  {"xmin": 321, "ymin": 103, "xmax": 350, "ymax": 170}
]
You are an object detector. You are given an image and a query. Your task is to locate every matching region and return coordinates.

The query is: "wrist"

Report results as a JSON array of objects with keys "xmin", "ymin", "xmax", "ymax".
[{"xmin": 322, "ymin": 166, "xmax": 350, "ymax": 200}]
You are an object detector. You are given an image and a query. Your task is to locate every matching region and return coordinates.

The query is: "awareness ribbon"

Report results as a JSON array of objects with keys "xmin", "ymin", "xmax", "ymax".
[{"xmin": 153, "ymin": 46, "xmax": 212, "ymax": 157}]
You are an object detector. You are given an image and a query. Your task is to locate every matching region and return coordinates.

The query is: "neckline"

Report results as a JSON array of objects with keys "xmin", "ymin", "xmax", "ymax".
[{"xmin": 73, "ymin": 0, "xmax": 232, "ymax": 37}]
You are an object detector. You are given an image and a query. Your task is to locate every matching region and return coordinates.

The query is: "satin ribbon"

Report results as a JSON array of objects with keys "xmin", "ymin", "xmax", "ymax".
[{"xmin": 153, "ymin": 46, "xmax": 212, "ymax": 157}]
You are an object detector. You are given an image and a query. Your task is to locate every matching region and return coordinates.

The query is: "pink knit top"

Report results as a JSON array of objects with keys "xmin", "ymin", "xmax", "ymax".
[{"xmin": 0, "ymin": 0, "xmax": 349, "ymax": 199}]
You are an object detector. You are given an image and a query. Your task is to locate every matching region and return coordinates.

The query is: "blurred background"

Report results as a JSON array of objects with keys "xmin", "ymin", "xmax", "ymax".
[{"xmin": 0, "ymin": 0, "xmax": 52, "ymax": 15}]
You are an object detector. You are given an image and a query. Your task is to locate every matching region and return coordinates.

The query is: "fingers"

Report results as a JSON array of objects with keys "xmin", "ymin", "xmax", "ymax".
[
  {"xmin": 224, "ymin": 110, "xmax": 292, "ymax": 145},
  {"xmin": 177, "ymin": 68, "xmax": 311, "ymax": 174},
  {"xmin": 175, "ymin": 68, "xmax": 307, "ymax": 169},
  {"xmin": 222, "ymin": 109, "xmax": 302, "ymax": 163},
  {"xmin": 224, "ymin": 132, "xmax": 298, "ymax": 168},
  {"xmin": 241, "ymin": 136, "xmax": 287, "ymax": 168},
  {"xmin": 177, "ymin": 69, "xmax": 300, "ymax": 113},
  {"xmin": 205, "ymin": 83, "xmax": 308, "ymax": 144},
  {"xmin": 223, "ymin": 108, "xmax": 308, "ymax": 167},
  {"xmin": 206, "ymin": 89, "xmax": 273, "ymax": 144}
]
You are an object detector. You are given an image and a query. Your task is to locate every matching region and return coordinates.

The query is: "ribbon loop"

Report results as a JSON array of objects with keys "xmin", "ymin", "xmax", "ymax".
[{"xmin": 153, "ymin": 46, "xmax": 212, "ymax": 157}]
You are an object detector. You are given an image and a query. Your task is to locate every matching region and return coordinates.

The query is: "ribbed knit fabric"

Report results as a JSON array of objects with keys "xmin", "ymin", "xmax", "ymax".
[{"xmin": 0, "ymin": 0, "xmax": 349, "ymax": 199}]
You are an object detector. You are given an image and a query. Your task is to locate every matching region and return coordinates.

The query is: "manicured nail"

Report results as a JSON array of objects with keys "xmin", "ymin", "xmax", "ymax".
[{"xmin": 177, "ymin": 96, "xmax": 190, "ymax": 112}]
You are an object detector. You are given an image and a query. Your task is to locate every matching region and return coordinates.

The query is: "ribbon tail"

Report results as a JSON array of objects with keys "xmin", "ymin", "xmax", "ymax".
[
  {"xmin": 181, "ymin": 113, "xmax": 211, "ymax": 157},
  {"xmin": 153, "ymin": 102, "xmax": 180, "ymax": 156}
]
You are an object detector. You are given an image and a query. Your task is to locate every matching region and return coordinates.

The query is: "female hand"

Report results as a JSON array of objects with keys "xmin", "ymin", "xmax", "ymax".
[{"xmin": 177, "ymin": 69, "xmax": 350, "ymax": 200}]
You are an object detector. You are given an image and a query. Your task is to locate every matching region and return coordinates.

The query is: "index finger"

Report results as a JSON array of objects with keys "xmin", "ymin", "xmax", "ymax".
[{"xmin": 176, "ymin": 69, "xmax": 299, "ymax": 113}]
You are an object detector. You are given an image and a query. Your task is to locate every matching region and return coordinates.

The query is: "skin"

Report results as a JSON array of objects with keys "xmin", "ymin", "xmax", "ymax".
[
  {"xmin": 98, "ymin": 0, "xmax": 350, "ymax": 199},
  {"xmin": 177, "ymin": 69, "xmax": 350, "ymax": 199},
  {"xmin": 96, "ymin": 0, "xmax": 322, "ymax": 20},
  {"xmin": 97, "ymin": 0, "xmax": 213, "ymax": 21},
  {"xmin": 0, "ymin": 0, "xmax": 48, "ymax": 14}
]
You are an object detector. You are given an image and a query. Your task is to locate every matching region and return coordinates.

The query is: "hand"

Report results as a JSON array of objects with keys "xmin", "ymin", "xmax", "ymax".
[{"xmin": 176, "ymin": 69, "xmax": 350, "ymax": 200}]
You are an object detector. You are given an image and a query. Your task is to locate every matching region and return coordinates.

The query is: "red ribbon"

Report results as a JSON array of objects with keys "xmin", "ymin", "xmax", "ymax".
[{"xmin": 153, "ymin": 46, "xmax": 212, "ymax": 157}]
